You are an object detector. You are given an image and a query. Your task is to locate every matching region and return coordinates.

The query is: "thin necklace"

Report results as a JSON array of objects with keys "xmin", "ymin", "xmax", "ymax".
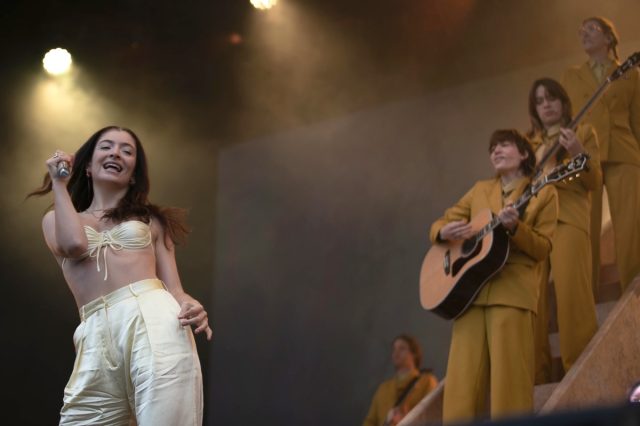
[{"xmin": 84, "ymin": 208, "xmax": 108, "ymax": 219}]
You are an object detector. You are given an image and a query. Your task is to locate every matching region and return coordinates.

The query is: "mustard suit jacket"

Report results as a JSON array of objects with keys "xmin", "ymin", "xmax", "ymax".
[
  {"xmin": 529, "ymin": 124, "xmax": 602, "ymax": 234},
  {"xmin": 429, "ymin": 178, "xmax": 558, "ymax": 313},
  {"xmin": 363, "ymin": 371, "xmax": 439, "ymax": 426},
  {"xmin": 562, "ymin": 61, "xmax": 640, "ymax": 165}
]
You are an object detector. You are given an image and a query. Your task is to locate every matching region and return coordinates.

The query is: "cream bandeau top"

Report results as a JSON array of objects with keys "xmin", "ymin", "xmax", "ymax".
[{"xmin": 61, "ymin": 220, "xmax": 153, "ymax": 280}]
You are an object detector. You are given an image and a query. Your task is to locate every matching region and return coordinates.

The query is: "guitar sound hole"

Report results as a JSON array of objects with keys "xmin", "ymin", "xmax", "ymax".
[
  {"xmin": 451, "ymin": 238, "xmax": 484, "ymax": 277},
  {"xmin": 461, "ymin": 238, "xmax": 477, "ymax": 257}
]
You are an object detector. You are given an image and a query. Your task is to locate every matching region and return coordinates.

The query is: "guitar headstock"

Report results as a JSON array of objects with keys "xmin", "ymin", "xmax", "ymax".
[
  {"xmin": 544, "ymin": 153, "xmax": 590, "ymax": 184},
  {"xmin": 610, "ymin": 52, "xmax": 640, "ymax": 82},
  {"xmin": 530, "ymin": 153, "xmax": 590, "ymax": 195}
]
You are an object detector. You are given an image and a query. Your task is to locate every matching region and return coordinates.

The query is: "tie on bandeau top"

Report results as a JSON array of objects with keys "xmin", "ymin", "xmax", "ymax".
[{"xmin": 62, "ymin": 220, "xmax": 153, "ymax": 280}]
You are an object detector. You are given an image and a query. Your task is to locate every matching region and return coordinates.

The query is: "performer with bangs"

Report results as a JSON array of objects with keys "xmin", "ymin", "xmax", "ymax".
[
  {"xmin": 429, "ymin": 129, "xmax": 557, "ymax": 423},
  {"xmin": 527, "ymin": 77, "xmax": 601, "ymax": 384}
]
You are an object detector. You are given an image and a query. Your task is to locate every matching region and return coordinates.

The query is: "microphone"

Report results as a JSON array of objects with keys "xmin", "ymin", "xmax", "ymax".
[{"xmin": 57, "ymin": 161, "xmax": 70, "ymax": 178}]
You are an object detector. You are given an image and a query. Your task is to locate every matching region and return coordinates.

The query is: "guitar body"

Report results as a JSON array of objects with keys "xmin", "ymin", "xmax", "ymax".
[{"xmin": 419, "ymin": 208, "xmax": 510, "ymax": 320}]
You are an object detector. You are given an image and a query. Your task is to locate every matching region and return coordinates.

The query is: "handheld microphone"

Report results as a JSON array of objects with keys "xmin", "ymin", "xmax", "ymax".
[{"xmin": 57, "ymin": 161, "xmax": 70, "ymax": 178}]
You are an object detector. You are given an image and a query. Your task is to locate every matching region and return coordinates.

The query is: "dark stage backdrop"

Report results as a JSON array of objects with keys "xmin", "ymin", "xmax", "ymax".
[{"xmin": 210, "ymin": 48, "xmax": 623, "ymax": 425}]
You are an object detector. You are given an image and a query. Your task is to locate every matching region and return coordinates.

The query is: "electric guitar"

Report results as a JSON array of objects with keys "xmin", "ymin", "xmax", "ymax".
[
  {"xmin": 535, "ymin": 51, "xmax": 640, "ymax": 175},
  {"xmin": 419, "ymin": 154, "xmax": 589, "ymax": 320},
  {"xmin": 382, "ymin": 369, "xmax": 431, "ymax": 426}
]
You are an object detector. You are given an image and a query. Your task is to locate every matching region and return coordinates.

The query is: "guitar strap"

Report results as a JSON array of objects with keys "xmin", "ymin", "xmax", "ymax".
[{"xmin": 393, "ymin": 370, "xmax": 428, "ymax": 407}]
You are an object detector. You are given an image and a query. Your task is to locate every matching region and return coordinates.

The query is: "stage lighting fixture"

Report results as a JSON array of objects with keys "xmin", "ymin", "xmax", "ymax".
[
  {"xmin": 250, "ymin": 0, "xmax": 277, "ymax": 10},
  {"xmin": 42, "ymin": 48, "xmax": 72, "ymax": 75}
]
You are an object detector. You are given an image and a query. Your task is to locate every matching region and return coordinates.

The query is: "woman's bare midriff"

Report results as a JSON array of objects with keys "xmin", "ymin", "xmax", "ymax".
[{"xmin": 61, "ymin": 247, "xmax": 159, "ymax": 308}]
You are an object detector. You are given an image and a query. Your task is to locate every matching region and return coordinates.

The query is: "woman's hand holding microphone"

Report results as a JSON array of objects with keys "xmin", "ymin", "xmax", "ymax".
[{"xmin": 46, "ymin": 150, "xmax": 73, "ymax": 181}]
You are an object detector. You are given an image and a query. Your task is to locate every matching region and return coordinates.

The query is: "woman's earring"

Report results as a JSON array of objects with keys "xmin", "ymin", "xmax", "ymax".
[{"xmin": 129, "ymin": 177, "xmax": 136, "ymax": 185}]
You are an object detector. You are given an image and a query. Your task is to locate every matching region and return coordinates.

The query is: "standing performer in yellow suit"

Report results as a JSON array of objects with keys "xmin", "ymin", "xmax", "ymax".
[
  {"xmin": 563, "ymin": 16, "xmax": 640, "ymax": 292},
  {"xmin": 430, "ymin": 130, "xmax": 557, "ymax": 424},
  {"xmin": 527, "ymin": 78, "xmax": 600, "ymax": 384}
]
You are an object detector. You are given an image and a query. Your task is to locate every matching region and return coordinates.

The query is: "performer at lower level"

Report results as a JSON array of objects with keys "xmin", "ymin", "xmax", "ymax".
[
  {"xmin": 430, "ymin": 129, "xmax": 557, "ymax": 423},
  {"xmin": 363, "ymin": 334, "xmax": 438, "ymax": 426}
]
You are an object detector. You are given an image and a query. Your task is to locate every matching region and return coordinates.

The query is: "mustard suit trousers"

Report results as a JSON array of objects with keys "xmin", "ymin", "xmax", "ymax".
[
  {"xmin": 443, "ymin": 305, "xmax": 535, "ymax": 424},
  {"xmin": 601, "ymin": 163, "xmax": 640, "ymax": 289},
  {"xmin": 534, "ymin": 223, "xmax": 598, "ymax": 383}
]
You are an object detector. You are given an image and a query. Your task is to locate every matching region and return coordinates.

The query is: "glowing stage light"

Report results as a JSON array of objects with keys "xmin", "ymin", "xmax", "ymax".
[
  {"xmin": 42, "ymin": 48, "xmax": 73, "ymax": 75},
  {"xmin": 250, "ymin": 0, "xmax": 277, "ymax": 10},
  {"xmin": 229, "ymin": 32, "xmax": 243, "ymax": 45}
]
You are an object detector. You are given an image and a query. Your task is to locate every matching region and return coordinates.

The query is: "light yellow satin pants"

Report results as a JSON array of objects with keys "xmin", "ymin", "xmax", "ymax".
[{"xmin": 59, "ymin": 279, "xmax": 203, "ymax": 426}]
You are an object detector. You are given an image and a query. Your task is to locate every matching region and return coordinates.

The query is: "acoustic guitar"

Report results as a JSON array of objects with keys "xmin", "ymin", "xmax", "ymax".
[{"xmin": 419, "ymin": 154, "xmax": 589, "ymax": 320}]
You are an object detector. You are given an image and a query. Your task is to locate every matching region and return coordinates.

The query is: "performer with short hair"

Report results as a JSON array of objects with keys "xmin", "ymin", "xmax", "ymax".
[{"xmin": 430, "ymin": 129, "xmax": 557, "ymax": 423}]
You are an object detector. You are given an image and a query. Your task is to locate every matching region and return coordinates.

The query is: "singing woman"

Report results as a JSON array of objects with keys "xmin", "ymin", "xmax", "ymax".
[{"xmin": 28, "ymin": 126, "xmax": 212, "ymax": 425}]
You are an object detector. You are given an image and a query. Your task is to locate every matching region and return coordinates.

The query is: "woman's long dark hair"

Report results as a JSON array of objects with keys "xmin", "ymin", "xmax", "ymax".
[
  {"xmin": 526, "ymin": 78, "xmax": 573, "ymax": 162},
  {"xmin": 527, "ymin": 77, "xmax": 573, "ymax": 137},
  {"xmin": 27, "ymin": 126, "xmax": 189, "ymax": 245}
]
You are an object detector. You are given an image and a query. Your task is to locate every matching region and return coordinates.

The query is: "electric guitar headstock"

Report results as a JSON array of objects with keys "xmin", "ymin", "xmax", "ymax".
[
  {"xmin": 531, "ymin": 153, "xmax": 590, "ymax": 194},
  {"xmin": 609, "ymin": 51, "xmax": 640, "ymax": 82}
]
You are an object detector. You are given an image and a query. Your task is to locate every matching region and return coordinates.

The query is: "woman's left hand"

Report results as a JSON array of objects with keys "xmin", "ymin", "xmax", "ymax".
[
  {"xmin": 498, "ymin": 205, "xmax": 519, "ymax": 232},
  {"xmin": 558, "ymin": 128, "xmax": 585, "ymax": 156},
  {"xmin": 178, "ymin": 296, "xmax": 213, "ymax": 340}
]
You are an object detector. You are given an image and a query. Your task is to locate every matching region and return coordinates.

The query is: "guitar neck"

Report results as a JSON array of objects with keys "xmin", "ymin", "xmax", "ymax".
[
  {"xmin": 536, "ymin": 52, "xmax": 639, "ymax": 175},
  {"xmin": 475, "ymin": 179, "xmax": 545, "ymax": 241},
  {"xmin": 535, "ymin": 79, "xmax": 610, "ymax": 172}
]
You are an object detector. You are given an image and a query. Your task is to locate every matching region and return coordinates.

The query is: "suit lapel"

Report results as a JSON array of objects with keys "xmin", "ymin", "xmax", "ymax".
[
  {"xmin": 605, "ymin": 60, "xmax": 620, "ymax": 79},
  {"xmin": 488, "ymin": 178, "xmax": 503, "ymax": 214},
  {"xmin": 577, "ymin": 62, "xmax": 599, "ymax": 92},
  {"xmin": 512, "ymin": 178, "xmax": 531, "ymax": 204}
]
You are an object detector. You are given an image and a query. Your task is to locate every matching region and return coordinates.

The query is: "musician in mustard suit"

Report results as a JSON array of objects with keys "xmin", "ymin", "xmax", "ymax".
[
  {"xmin": 527, "ymin": 78, "xmax": 600, "ymax": 384},
  {"xmin": 430, "ymin": 129, "xmax": 557, "ymax": 424},
  {"xmin": 363, "ymin": 335, "xmax": 438, "ymax": 426},
  {"xmin": 562, "ymin": 17, "xmax": 640, "ymax": 292}
]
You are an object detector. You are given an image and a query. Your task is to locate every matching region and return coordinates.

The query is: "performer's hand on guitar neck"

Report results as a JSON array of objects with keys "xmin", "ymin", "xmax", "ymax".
[
  {"xmin": 498, "ymin": 205, "xmax": 519, "ymax": 233},
  {"xmin": 558, "ymin": 128, "xmax": 585, "ymax": 156},
  {"xmin": 439, "ymin": 220, "xmax": 474, "ymax": 241}
]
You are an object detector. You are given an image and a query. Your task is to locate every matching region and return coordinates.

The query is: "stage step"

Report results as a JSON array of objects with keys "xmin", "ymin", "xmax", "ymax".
[
  {"xmin": 539, "ymin": 276, "xmax": 640, "ymax": 413},
  {"xmin": 547, "ymin": 300, "xmax": 618, "ymax": 359},
  {"xmin": 398, "ymin": 276, "xmax": 640, "ymax": 425},
  {"xmin": 534, "ymin": 382, "xmax": 558, "ymax": 412}
]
